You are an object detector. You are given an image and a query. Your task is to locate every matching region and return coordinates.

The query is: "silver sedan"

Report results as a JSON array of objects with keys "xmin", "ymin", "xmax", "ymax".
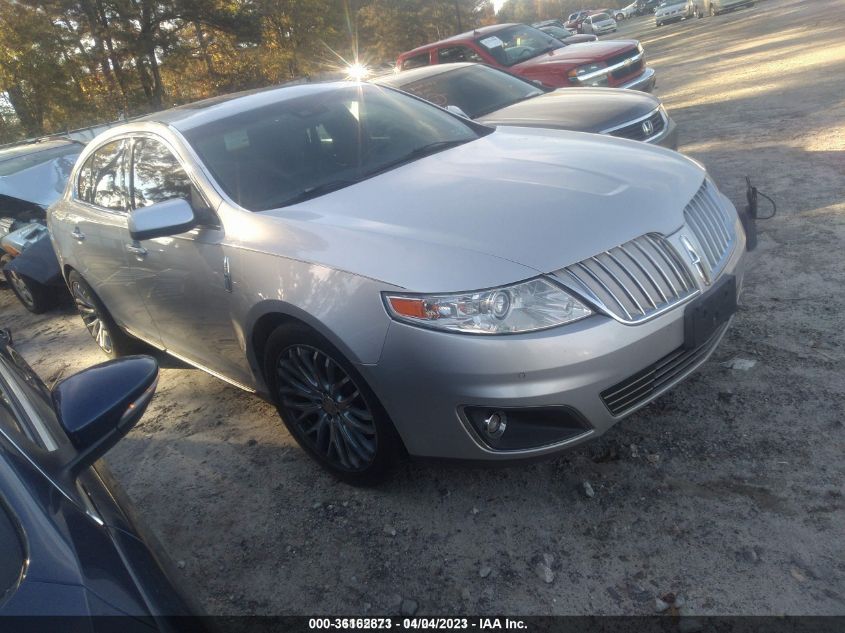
[{"xmin": 49, "ymin": 82, "xmax": 748, "ymax": 483}]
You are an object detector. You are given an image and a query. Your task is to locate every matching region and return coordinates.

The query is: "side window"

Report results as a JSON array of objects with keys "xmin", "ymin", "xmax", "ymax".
[
  {"xmin": 93, "ymin": 141, "xmax": 127, "ymax": 210},
  {"xmin": 77, "ymin": 155, "xmax": 94, "ymax": 202},
  {"xmin": 77, "ymin": 140, "xmax": 127, "ymax": 211},
  {"xmin": 401, "ymin": 52, "xmax": 430, "ymax": 70},
  {"xmin": 438, "ymin": 46, "xmax": 484, "ymax": 64},
  {"xmin": 131, "ymin": 138, "xmax": 192, "ymax": 209}
]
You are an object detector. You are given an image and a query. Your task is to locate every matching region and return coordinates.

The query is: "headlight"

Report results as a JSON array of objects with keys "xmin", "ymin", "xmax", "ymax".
[
  {"xmin": 568, "ymin": 62, "xmax": 609, "ymax": 86},
  {"xmin": 569, "ymin": 62, "xmax": 606, "ymax": 78},
  {"xmin": 383, "ymin": 277, "xmax": 592, "ymax": 335}
]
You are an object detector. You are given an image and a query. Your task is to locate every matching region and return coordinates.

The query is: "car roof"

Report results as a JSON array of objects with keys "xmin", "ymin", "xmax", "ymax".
[
  {"xmin": 0, "ymin": 139, "xmax": 79, "ymax": 165},
  {"xmin": 373, "ymin": 63, "xmax": 478, "ymax": 88},
  {"xmin": 135, "ymin": 81, "xmax": 364, "ymax": 132},
  {"xmin": 400, "ymin": 23, "xmax": 522, "ymax": 58}
]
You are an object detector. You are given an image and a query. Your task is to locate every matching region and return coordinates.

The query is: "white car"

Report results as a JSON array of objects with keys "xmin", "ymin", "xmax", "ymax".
[
  {"xmin": 655, "ymin": 0, "xmax": 692, "ymax": 25},
  {"xmin": 615, "ymin": 2, "xmax": 638, "ymax": 20},
  {"xmin": 582, "ymin": 13, "xmax": 618, "ymax": 35}
]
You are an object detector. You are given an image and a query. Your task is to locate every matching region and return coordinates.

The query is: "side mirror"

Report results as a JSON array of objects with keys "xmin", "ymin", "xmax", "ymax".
[
  {"xmin": 52, "ymin": 356, "xmax": 158, "ymax": 477},
  {"xmin": 445, "ymin": 105, "xmax": 470, "ymax": 119},
  {"xmin": 128, "ymin": 198, "xmax": 196, "ymax": 241}
]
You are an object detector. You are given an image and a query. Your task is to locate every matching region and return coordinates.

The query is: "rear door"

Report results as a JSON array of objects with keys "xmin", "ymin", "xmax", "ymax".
[{"xmin": 71, "ymin": 139, "xmax": 155, "ymax": 338}]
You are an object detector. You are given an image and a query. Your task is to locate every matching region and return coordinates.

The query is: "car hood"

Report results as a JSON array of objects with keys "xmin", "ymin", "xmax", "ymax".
[
  {"xmin": 562, "ymin": 34, "xmax": 598, "ymax": 43},
  {"xmin": 513, "ymin": 40, "xmax": 638, "ymax": 69},
  {"xmin": 477, "ymin": 87, "xmax": 659, "ymax": 133},
  {"xmin": 0, "ymin": 156, "xmax": 77, "ymax": 209},
  {"xmin": 254, "ymin": 127, "xmax": 704, "ymax": 292}
]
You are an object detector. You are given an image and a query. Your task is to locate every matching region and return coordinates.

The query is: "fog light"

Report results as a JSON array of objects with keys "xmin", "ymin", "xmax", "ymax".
[{"xmin": 482, "ymin": 411, "xmax": 507, "ymax": 438}]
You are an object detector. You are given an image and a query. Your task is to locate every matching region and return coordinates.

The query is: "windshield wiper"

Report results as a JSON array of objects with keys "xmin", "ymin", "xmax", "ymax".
[
  {"xmin": 276, "ymin": 179, "xmax": 359, "ymax": 208},
  {"xmin": 364, "ymin": 139, "xmax": 471, "ymax": 178}
]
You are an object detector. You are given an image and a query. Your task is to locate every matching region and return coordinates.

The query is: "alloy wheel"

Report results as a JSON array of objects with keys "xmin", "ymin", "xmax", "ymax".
[
  {"xmin": 71, "ymin": 280, "xmax": 113, "ymax": 353},
  {"xmin": 275, "ymin": 344, "xmax": 377, "ymax": 471},
  {"xmin": 8, "ymin": 272, "xmax": 34, "ymax": 309}
]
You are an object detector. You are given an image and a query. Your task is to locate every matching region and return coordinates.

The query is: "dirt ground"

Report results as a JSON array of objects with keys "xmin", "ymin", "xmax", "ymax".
[{"xmin": 1, "ymin": 0, "xmax": 843, "ymax": 616}]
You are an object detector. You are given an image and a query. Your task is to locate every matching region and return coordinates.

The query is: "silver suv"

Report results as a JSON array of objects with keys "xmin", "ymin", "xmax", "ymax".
[{"xmin": 49, "ymin": 83, "xmax": 747, "ymax": 483}]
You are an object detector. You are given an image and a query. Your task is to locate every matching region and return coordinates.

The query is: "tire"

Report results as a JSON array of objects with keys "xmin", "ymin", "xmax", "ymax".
[
  {"xmin": 67, "ymin": 270, "xmax": 138, "ymax": 358},
  {"xmin": 264, "ymin": 322, "xmax": 401, "ymax": 485},
  {"xmin": 615, "ymin": 13, "xmax": 624, "ymax": 20},
  {"xmin": 4, "ymin": 270, "xmax": 56, "ymax": 314}
]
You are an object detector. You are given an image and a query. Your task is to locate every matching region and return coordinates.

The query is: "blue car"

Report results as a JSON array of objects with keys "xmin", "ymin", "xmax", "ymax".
[{"xmin": 0, "ymin": 329, "xmax": 199, "ymax": 625}]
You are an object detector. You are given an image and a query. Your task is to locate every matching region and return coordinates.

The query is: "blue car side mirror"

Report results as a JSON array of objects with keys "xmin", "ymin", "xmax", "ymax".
[{"xmin": 52, "ymin": 356, "xmax": 159, "ymax": 477}]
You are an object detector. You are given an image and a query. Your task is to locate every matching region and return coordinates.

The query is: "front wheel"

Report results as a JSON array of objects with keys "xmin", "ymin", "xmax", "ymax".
[
  {"xmin": 4, "ymin": 270, "xmax": 56, "ymax": 314},
  {"xmin": 264, "ymin": 324, "xmax": 401, "ymax": 485}
]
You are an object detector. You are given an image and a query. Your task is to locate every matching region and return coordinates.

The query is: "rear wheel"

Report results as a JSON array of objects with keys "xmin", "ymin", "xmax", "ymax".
[
  {"xmin": 4, "ymin": 270, "xmax": 56, "ymax": 314},
  {"xmin": 264, "ymin": 323, "xmax": 401, "ymax": 485},
  {"xmin": 68, "ymin": 271, "xmax": 138, "ymax": 358}
]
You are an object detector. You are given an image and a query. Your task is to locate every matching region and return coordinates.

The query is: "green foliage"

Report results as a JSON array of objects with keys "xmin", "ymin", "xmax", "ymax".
[{"xmin": 0, "ymin": 0, "xmax": 505, "ymax": 143}]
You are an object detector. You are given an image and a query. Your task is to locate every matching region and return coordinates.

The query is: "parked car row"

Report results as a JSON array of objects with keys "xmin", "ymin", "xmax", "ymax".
[
  {"xmin": 397, "ymin": 23, "xmax": 655, "ymax": 92},
  {"xmin": 655, "ymin": 0, "xmax": 756, "ymax": 26}
]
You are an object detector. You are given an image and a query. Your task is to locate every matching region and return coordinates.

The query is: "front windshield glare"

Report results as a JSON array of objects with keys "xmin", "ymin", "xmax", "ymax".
[
  {"xmin": 183, "ymin": 84, "xmax": 481, "ymax": 211},
  {"xmin": 476, "ymin": 25, "xmax": 559, "ymax": 67}
]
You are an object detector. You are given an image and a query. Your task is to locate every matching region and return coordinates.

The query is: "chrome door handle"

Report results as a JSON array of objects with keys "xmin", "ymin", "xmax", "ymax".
[
  {"xmin": 126, "ymin": 244, "xmax": 148, "ymax": 258},
  {"xmin": 71, "ymin": 228, "xmax": 85, "ymax": 241}
]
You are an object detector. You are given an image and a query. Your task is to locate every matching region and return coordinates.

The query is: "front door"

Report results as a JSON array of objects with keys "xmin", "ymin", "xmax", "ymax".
[{"xmin": 127, "ymin": 136, "xmax": 251, "ymax": 386}]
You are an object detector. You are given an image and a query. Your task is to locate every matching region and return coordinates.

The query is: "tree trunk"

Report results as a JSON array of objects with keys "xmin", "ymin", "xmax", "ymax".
[
  {"xmin": 194, "ymin": 21, "xmax": 216, "ymax": 80},
  {"xmin": 6, "ymin": 84, "xmax": 42, "ymax": 136}
]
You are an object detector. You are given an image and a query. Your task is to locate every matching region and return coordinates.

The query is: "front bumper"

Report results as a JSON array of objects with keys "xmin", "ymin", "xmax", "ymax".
[
  {"xmin": 362, "ymin": 214, "xmax": 747, "ymax": 462},
  {"xmin": 617, "ymin": 66, "xmax": 657, "ymax": 92}
]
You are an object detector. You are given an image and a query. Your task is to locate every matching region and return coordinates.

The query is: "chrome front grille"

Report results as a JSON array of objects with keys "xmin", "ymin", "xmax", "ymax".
[
  {"xmin": 604, "ymin": 107, "xmax": 666, "ymax": 142},
  {"xmin": 557, "ymin": 233, "xmax": 698, "ymax": 324},
  {"xmin": 684, "ymin": 181, "xmax": 736, "ymax": 276}
]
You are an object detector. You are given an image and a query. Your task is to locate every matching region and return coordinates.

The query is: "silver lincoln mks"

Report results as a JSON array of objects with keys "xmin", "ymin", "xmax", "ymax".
[{"xmin": 48, "ymin": 82, "xmax": 747, "ymax": 483}]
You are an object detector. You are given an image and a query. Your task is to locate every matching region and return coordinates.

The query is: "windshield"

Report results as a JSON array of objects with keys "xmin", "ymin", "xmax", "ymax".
[
  {"xmin": 475, "ymin": 25, "xmax": 560, "ymax": 67},
  {"xmin": 393, "ymin": 66, "xmax": 544, "ymax": 119},
  {"xmin": 183, "ymin": 84, "xmax": 483, "ymax": 211},
  {"xmin": 592, "ymin": 13, "xmax": 611, "ymax": 21}
]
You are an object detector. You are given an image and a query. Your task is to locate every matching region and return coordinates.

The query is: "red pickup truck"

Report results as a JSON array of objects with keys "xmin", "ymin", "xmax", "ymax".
[{"xmin": 396, "ymin": 23, "xmax": 655, "ymax": 92}]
